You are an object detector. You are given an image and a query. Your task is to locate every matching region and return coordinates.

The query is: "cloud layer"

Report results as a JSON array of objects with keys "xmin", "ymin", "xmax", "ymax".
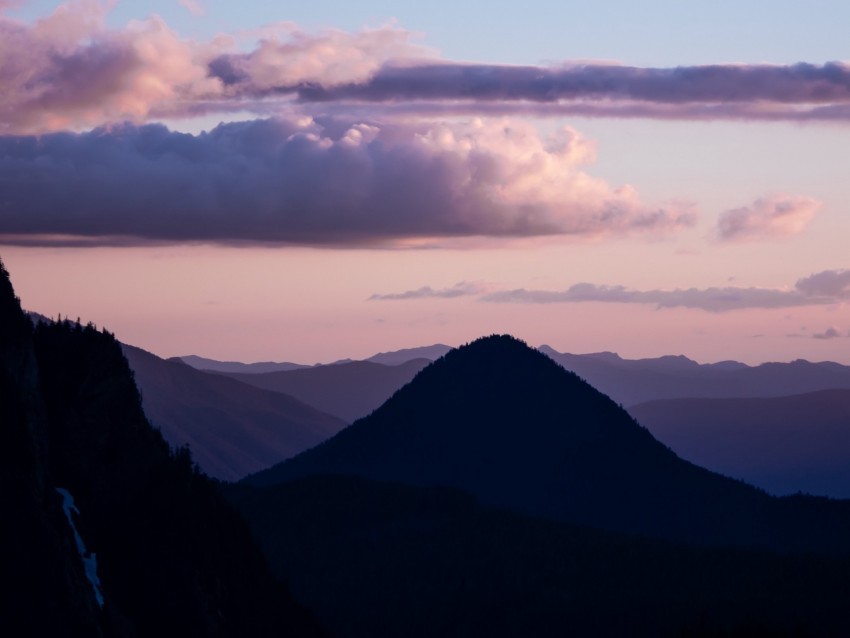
[
  {"xmin": 480, "ymin": 268, "xmax": 850, "ymax": 312},
  {"xmin": 2, "ymin": 3, "xmax": 850, "ymax": 133},
  {"xmin": 294, "ymin": 61, "xmax": 850, "ymax": 105},
  {"xmin": 0, "ymin": 1, "xmax": 428, "ymax": 134},
  {"xmin": 369, "ymin": 281, "xmax": 485, "ymax": 300},
  {"xmin": 0, "ymin": 117, "xmax": 693, "ymax": 246}
]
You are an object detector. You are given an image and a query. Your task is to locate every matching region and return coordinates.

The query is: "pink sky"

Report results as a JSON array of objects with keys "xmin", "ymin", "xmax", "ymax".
[{"xmin": 1, "ymin": 2, "xmax": 848, "ymax": 364}]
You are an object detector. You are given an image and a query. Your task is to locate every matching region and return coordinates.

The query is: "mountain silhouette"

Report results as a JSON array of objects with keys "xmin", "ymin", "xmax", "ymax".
[
  {"xmin": 539, "ymin": 344, "xmax": 850, "ymax": 406},
  {"xmin": 631, "ymin": 389, "xmax": 850, "ymax": 498},
  {"xmin": 365, "ymin": 343, "xmax": 452, "ymax": 365},
  {"xmin": 176, "ymin": 354, "xmax": 310, "ymax": 374},
  {"xmin": 220, "ymin": 358, "xmax": 431, "ymax": 423},
  {"xmin": 124, "ymin": 344, "xmax": 345, "ymax": 480},
  {"xmin": 246, "ymin": 335, "xmax": 850, "ymax": 553},
  {"xmin": 0, "ymin": 258, "xmax": 322, "ymax": 636}
]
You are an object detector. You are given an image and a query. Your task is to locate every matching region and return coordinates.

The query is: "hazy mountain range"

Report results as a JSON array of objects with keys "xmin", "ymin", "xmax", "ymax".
[
  {"xmin": 228, "ymin": 335, "xmax": 850, "ymax": 636},
  {"xmin": 244, "ymin": 335, "xmax": 850, "ymax": 553},
  {"xmin": 123, "ymin": 345, "xmax": 345, "ymax": 481},
  {"xmin": 215, "ymin": 358, "xmax": 432, "ymax": 424},
  {"xmin": 539, "ymin": 345, "xmax": 850, "ymax": 406},
  {"xmin": 155, "ymin": 342, "xmax": 850, "ymax": 495},
  {"xmin": 7, "ymin": 251, "xmax": 850, "ymax": 635},
  {"xmin": 631, "ymin": 389, "xmax": 850, "ymax": 498}
]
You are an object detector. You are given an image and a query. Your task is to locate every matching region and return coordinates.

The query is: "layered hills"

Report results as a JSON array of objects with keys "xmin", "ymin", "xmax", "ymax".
[
  {"xmin": 246, "ymin": 335, "xmax": 850, "ymax": 554},
  {"xmin": 219, "ymin": 358, "xmax": 431, "ymax": 423},
  {"xmin": 124, "ymin": 344, "xmax": 344, "ymax": 480},
  {"xmin": 540, "ymin": 345, "xmax": 850, "ymax": 406},
  {"xmin": 632, "ymin": 389, "xmax": 850, "ymax": 498}
]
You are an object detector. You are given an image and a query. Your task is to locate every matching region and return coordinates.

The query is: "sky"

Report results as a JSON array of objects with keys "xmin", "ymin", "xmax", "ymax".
[{"xmin": 1, "ymin": 0, "xmax": 849, "ymax": 364}]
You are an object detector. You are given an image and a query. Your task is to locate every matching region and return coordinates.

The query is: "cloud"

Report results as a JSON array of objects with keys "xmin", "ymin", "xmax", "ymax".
[
  {"xmin": 0, "ymin": 117, "xmax": 692, "ymax": 247},
  {"xmin": 0, "ymin": 1, "xmax": 220, "ymax": 134},
  {"xmin": 716, "ymin": 195, "xmax": 821, "ymax": 242},
  {"xmin": 812, "ymin": 327, "xmax": 846, "ymax": 340},
  {"xmin": 294, "ymin": 61, "xmax": 850, "ymax": 104},
  {"xmin": 178, "ymin": 0, "xmax": 205, "ymax": 17},
  {"xmin": 480, "ymin": 268, "xmax": 850, "ymax": 312},
  {"xmin": 209, "ymin": 24, "xmax": 430, "ymax": 92},
  {"xmin": 3, "ymin": 4, "xmax": 850, "ymax": 134},
  {"xmin": 795, "ymin": 269, "xmax": 850, "ymax": 297},
  {"xmin": 0, "ymin": 2, "xmax": 429, "ymax": 134},
  {"xmin": 482, "ymin": 283, "xmax": 813, "ymax": 312},
  {"xmin": 369, "ymin": 282, "xmax": 485, "ymax": 300}
]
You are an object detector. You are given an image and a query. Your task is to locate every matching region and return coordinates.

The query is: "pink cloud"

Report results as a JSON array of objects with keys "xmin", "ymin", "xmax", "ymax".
[
  {"xmin": 210, "ymin": 23, "xmax": 430, "ymax": 92},
  {"xmin": 0, "ymin": 1, "xmax": 220, "ymax": 133},
  {"xmin": 3, "ymin": 5, "xmax": 850, "ymax": 133},
  {"xmin": 178, "ymin": 0, "xmax": 205, "ymax": 17},
  {"xmin": 0, "ymin": 3, "xmax": 430, "ymax": 134},
  {"xmin": 716, "ymin": 195, "xmax": 822, "ymax": 242}
]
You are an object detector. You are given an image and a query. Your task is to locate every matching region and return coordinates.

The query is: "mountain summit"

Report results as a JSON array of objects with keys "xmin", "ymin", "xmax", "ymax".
[{"xmin": 247, "ymin": 334, "xmax": 850, "ymax": 552}]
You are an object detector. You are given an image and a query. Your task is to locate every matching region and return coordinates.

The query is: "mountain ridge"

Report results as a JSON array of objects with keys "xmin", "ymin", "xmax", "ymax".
[
  {"xmin": 124, "ymin": 344, "xmax": 345, "ymax": 480},
  {"xmin": 246, "ymin": 334, "xmax": 850, "ymax": 554},
  {"xmin": 0, "ymin": 258, "xmax": 323, "ymax": 636}
]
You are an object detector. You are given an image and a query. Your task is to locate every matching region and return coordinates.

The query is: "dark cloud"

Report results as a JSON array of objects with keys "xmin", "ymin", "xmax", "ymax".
[
  {"xmin": 204, "ymin": 60, "xmax": 850, "ymax": 123},
  {"xmin": 286, "ymin": 62, "xmax": 850, "ymax": 106},
  {"xmin": 0, "ymin": 118, "xmax": 691, "ymax": 246},
  {"xmin": 480, "ymin": 268, "xmax": 850, "ymax": 312},
  {"xmin": 369, "ymin": 282, "xmax": 484, "ymax": 300}
]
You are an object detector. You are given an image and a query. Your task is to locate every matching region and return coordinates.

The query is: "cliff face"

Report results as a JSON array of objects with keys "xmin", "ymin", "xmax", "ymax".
[
  {"xmin": 1, "ymin": 262, "xmax": 104, "ymax": 635},
  {"xmin": 0, "ymin": 259, "xmax": 322, "ymax": 637}
]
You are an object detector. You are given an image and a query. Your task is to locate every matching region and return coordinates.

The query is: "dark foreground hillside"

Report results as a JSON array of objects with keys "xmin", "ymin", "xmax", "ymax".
[
  {"xmin": 0, "ymin": 258, "xmax": 322, "ymax": 636},
  {"xmin": 228, "ymin": 475, "xmax": 850, "ymax": 638}
]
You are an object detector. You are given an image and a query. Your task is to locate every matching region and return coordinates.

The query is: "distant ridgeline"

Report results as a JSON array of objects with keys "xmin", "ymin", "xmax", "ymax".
[{"xmin": 0, "ymin": 258, "xmax": 322, "ymax": 636}]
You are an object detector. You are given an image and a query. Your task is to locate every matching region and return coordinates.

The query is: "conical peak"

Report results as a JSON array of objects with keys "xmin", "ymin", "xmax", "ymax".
[
  {"xmin": 416, "ymin": 334, "xmax": 571, "ymax": 390},
  {"xmin": 440, "ymin": 334, "xmax": 555, "ymax": 369}
]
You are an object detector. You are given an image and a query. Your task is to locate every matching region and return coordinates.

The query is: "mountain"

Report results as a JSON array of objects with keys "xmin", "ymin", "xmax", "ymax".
[
  {"xmin": 0, "ymin": 258, "xmax": 322, "ymax": 636},
  {"xmin": 123, "ymin": 345, "xmax": 345, "ymax": 481},
  {"xmin": 246, "ymin": 335, "xmax": 850, "ymax": 553},
  {"xmin": 178, "ymin": 343, "xmax": 450, "ymax": 375},
  {"xmin": 631, "ymin": 389, "xmax": 850, "ymax": 498},
  {"xmin": 220, "ymin": 358, "xmax": 431, "ymax": 424},
  {"xmin": 176, "ymin": 354, "xmax": 309, "ymax": 374},
  {"xmin": 228, "ymin": 475, "xmax": 850, "ymax": 638},
  {"xmin": 365, "ymin": 343, "xmax": 452, "ymax": 365},
  {"xmin": 539, "ymin": 345, "xmax": 850, "ymax": 406}
]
